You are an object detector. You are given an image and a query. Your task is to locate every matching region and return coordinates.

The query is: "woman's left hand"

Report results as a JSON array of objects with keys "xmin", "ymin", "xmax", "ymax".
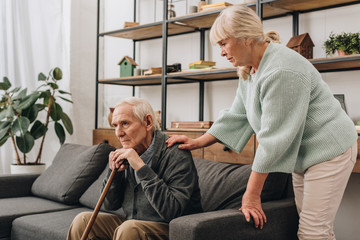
[{"xmin": 240, "ymin": 191, "xmax": 267, "ymax": 229}]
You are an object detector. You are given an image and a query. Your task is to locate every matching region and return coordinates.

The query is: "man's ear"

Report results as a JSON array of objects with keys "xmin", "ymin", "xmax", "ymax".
[{"xmin": 144, "ymin": 114, "xmax": 154, "ymax": 131}]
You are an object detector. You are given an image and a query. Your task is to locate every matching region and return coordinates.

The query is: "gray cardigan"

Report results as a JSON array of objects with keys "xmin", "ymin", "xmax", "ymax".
[{"xmin": 102, "ymin": 130, "xmax": 202, "ymax": 223}]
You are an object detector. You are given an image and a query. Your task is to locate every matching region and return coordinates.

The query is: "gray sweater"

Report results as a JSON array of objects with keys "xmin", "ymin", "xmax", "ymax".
[{"xmin": 102, "ymin": 130, "xmax": 202, "ymax": 223}]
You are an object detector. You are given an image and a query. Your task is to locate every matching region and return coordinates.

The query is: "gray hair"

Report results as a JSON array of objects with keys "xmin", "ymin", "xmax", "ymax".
[
  {"xmin": 115, "ymin": 97, "xmax": 160, "ymax": 131},
  {"xmin": 209, "ymin": 5, "xmax": 280, "ymax": 80}
]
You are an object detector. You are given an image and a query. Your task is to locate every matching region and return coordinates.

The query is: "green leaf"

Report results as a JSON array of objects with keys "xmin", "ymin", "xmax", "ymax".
[
  {"xmin": 58, "ymin": 90, "xmax": 72, "ymax": 95},
  {"xmin": 16, "ymin": 132, "xmax": 35, "ymax": 153},
  {"xmin": 12, "ymin": 116, "xmax": 30, "ymax": 136},
  {"xmin": 35, "ymin": 103, "xmax": 46, "ymax": 111},
  {"xmin": 50, "ymin": 102, "xmax": 63, "ymax": 121},
  {"xmin": 21, "ymin": 105, "xmax": 39, "ymax": 123},
  {"xmin": 0, "ymin": 135, "xmax": 10, "ymax": 147},
  {"xmin": 38, "ymin": 72, "xmax": 47, "ymax": 81},
  {"xmin": 13, "ymin": 88, "xmax": 27, "ymax": 101},
  {"xmin": 30, "ymin": 120, "xmax": 48, "ymax": 139},
  {"xmin": 0, "ymin": 121, "xmax": 11, "ymax": 139},
  {"xmin": 9, "ymin": 87, "xmax": 21, "ymax": 94},
  {"xmin": 55, "ymin": 122, "xmax": 65, "ymax": 144},
  {"xmin": 5, "ymin": 106, "xmax": 15, "ymax": 119},
  {"xmin": 60, "ymin": 112, "xmax": 73, "ymax": 134},
  {"xmin": 53, "ymin": 67, "xmax": 62, "ymax": 80},
  {"xmin": 0, "ymin": 77, "xmax": 11, "ymax": 90},
  {"xmin": 0, "ymin": 109, "xmax": 8, "ymax": 121},
  {"xmin": 16, "ymin": 92, "xmax": 41, "ymax": 110},
  {"xmin": 48, "ymin": 82, "xmax": 59, "ymax": 90},
  {"xmin": 59, "ymin": 96, "xmax": 73, "ymax": 104}
]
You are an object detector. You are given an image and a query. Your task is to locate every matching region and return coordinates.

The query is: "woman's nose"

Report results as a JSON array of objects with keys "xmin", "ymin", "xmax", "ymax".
[{"xmin": 220, "ymin": 48, "xmax": 226, "ymax": 57}]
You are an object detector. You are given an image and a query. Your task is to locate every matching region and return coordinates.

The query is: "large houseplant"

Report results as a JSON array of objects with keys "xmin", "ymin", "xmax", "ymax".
[
  {"xmin": 0, "ymin": 67, "xmax": 73, "ymax": 168},
  {"xmin": 323, "ymin": 32, "xmax": 360, "ymax": 56}
]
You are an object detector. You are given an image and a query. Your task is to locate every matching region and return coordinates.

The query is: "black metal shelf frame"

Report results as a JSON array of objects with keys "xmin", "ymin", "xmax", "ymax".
[{"xmin": 95, "ymin": 0, "xmax": 360, "ymax": 130}]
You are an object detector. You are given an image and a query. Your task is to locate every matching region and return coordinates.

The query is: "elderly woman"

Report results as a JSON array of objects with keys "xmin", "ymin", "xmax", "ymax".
[{"xmin": 166, "ymin": 5, "xmax": 357, "ymax": 240}]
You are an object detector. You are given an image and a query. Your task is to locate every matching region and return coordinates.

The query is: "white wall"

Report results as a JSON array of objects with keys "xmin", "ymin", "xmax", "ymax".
[{"xmin": 71, "ymin": 0, "xmax": 360, "ymax": 239}]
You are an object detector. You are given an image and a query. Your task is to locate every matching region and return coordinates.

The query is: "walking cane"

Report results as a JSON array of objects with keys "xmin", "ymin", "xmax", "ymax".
[{"xmin": 80, "ymin": 161, "xmax": 125, "ymax": 240}]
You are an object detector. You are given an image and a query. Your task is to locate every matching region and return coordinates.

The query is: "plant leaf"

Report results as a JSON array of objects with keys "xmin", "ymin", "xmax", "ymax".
[
  {"xmin": 0, "ymin": 77, "xmax": 11, "ymax": 90},
  {"xmin": 0, "ymin": 121, "xmax": 11, "ymax": 139},
  {"xmin": 59, "ymin": 96, "xmax": 73, "ymax": 104},
  {"xmin": 0, "ymin": 135, "xmax": 10, "ymax": 147},
  {"xmin": 0, "ymin": 109, "xmax": 8, "ymax": 121},
  {"xmin": 54, "ymin": 122, "xmax": 65, "ymax": 144},
  {"xmin": 13, "ymin": 88, "xmax": 27, "ymax": 100},
  {"xmin": 48, "ymin": 82, "xmax": 59, "ymax": 90},
  {"xmin": 12, "ymin": 116, "xmax": 30, "ymax": 137},
  {"xmin": 53, "ymin": 67, "xmax": 62, "ymax": 80},
  {"xmin": 16, "ymin": 92, "xmax": 41, "ymax": 110},
  {"xmin": 21, "ymin": 104, "xmax": 39, "ymax": 123},
  {"xmin": 50, "ymin": 102, "xmax": 63, "ymax": 121},
  {"xmin": 16, "ymin": 132, "xmax": 34, "ymax": 153},
  {"xmin": 30, "ymin": 120, "xmax": 48, "ymax": 139},
  {"xmin": 58, "ymin": 90, "xmax": 72, "ymax": 95},
  {"xmin": 60, "ymin": 112, "xmax": 73, "ymax": 134},
  {"xmin": 38, "ymin": 72, "xmax": 47, "ymax": 81},
  {"xmin": 5, "ymin": 106, "xmax": 15, "ymax": 119}
]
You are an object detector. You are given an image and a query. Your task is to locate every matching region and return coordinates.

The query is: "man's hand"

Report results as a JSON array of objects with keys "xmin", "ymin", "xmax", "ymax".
[{"xmin": 109, "ymin": 148, "xmax": 145, "ymax": 171}]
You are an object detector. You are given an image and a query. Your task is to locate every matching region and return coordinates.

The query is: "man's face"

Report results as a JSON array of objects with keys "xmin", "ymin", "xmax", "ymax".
[{"xmin": 111, "ymin": 103, "xmax": 149, "ymax": 154}]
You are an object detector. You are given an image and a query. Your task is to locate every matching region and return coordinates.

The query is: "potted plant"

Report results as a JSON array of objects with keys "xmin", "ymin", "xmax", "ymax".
[
  {"xmin": 323, "ymin": 32, "xmax": 360, "ymax": 56},
  {"xmin": 0, "ymin": 67, "xmax": 73, "ymax": 173}
]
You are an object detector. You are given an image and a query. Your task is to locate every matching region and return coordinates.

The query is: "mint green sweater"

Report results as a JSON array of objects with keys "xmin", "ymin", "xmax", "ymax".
[{"xmin": 208, "ymin": 42, "xmax": 357, "ymax": 174}]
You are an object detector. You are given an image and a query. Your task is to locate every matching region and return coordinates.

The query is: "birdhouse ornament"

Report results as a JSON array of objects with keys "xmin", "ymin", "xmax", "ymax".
[
  {"xmin": 286, "ymin": 33, "xmax": 315, "ymax": 59},
  {"xmin": 118, "ymin": 56, "xmax": 138, "ymax": 77}
]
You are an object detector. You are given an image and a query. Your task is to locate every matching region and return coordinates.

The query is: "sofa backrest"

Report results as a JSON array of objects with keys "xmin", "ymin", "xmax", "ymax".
[
  {"xmin": 193, "ymin": 158, "xmax": 293, "ymax": 212},
  {"xmin": 31, "ymin": 143, "xmax": 115, "ymax": 205}
]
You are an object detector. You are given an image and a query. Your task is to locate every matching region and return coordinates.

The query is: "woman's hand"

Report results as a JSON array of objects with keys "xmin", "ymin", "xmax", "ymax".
[
  {"xmin": 166, "ymin": 133, "xmax": 218, "ymax": 150},
  {"xmin": 240, "ymin": 191, "xmax": 267, "ymax": 229},
  {"xmin": 109, "ymin": 148, "xmax": 145, "ymax": 171},
  {"xmin": 166, "ymin": 135, "xmax": 199, "ymax": 150}
]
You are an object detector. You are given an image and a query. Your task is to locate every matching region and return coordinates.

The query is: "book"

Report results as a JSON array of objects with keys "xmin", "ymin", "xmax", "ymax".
[
  {"xmin": 189, "ymin": 64, "xmax": 213, "ymax": 69},
  {"xmin": 189, "ymin": 60, "xmax": 216, "ymax": 67}
]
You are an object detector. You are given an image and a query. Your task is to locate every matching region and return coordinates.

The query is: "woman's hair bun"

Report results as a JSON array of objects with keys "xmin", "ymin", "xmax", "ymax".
[{"xmin": 265, "ymin": 30, "xmax": 281, "ymax": 43}]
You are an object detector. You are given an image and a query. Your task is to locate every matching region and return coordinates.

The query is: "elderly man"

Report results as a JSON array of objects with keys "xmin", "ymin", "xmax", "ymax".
[{"xmin": 67, "ymin": 97, "xmax": 202, "ymax": 240}]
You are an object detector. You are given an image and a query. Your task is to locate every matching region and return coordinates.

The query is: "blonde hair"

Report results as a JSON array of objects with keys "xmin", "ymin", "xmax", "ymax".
[
  {"xmin": 209, "ymin": 5, "xmax": 280, "ymax": 80},
  {"xmin": 115, "ymin": 97, "xmax": 160, "ymax": 131}
]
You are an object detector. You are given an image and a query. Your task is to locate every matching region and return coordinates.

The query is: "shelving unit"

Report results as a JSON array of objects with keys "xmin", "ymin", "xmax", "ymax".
[
  {"xmin": 96, "ymin": 0, "xmax": 360, "ymax": 129},
  {"xmin": 95, "ymin": 0, "xmax": 360, "ymax": 171}
]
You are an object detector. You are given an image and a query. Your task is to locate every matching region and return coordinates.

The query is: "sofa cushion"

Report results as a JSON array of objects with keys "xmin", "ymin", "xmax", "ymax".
[
  {"xmin": 31, "ymin": 143, "xmax": 115, "ymax": 204},
  {"xmin": 193, "ymin": 158, "xmax": 291, "ymax": 212},
  {"xmin": 0, "ymin": 196, "xmax": 76, "ymax": 239},
  {"xmin": 11, "ymin": 207, "xmax": 89, "ymax": 240},
  {"xmin": 79, "ymin": 164, "xmax": 125, "ymax": 216},
  {"xmin": 78, "ymin": 163, "xmax": 108, "ymax": 210}
]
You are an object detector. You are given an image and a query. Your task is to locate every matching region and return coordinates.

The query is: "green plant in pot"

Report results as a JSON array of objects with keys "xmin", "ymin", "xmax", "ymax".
[
  {"xmin": 323, "ymin": 32, "xmax": 360, "ymax": 56},
  {"xmin": 0, "ymin": 67, "xmax": 73, "ymax": 169}
]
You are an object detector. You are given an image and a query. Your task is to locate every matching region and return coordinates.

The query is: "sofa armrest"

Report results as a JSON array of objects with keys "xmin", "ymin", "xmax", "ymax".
[
  {"xmin": 170, "ymin": 198, "xmax": 298, "ymax": 240},
  {"xmin": 0, "ymin": 174, "xmax": 39, "ymax": 198}
]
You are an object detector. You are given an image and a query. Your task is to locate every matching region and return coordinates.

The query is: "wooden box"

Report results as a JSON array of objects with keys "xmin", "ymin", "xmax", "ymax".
[{"xmin": 171, "ymin": 121, "xmax": 213, "ymax": 130}]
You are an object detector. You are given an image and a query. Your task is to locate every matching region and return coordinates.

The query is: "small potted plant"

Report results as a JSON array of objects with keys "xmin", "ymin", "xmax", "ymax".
[
  {"xmin": 323, "ymin": 32, "xmax": 360, "ymax": 56},
  {"xmin": 0, "ymin": 67, "xmax": 73, "ymax": 174}
]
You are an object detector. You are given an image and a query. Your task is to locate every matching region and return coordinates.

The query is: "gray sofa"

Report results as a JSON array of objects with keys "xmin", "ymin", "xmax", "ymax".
[{"xmin": 0, "ymin": 143, "xmax": 298, "ymax": 240}]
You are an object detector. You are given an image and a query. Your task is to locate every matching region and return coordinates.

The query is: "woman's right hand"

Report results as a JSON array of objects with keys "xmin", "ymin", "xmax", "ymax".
[{"xmin": 166, "ymin": 135, "xmax": 199, "ymax": 150}]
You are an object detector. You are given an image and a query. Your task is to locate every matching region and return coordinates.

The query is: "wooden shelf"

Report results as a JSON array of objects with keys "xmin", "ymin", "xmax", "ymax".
[
  {"xmin": 98, "ymin": 53, "xmax": 360, "ymax": 86},
  {"xmin": 268, "ymin": 0, "xmax": 359, "ymax": 12},
  {"xmin": 310, "ymin": 54, "xmax": 360, "ymax": 72}
]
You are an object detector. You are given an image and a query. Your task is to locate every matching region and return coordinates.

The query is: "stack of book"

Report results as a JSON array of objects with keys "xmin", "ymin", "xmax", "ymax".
[{"xmin": 189, "ymin": 60, "xmax": 216, "ymax": 70}]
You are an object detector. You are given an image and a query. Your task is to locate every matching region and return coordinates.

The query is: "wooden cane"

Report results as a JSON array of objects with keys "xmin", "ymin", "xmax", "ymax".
[{"xmin": 80, "ymin": 166, "xmax": 119, "ymax": 240}]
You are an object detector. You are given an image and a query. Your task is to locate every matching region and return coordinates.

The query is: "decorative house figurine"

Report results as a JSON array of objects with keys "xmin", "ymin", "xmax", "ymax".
[
  {"xmin": 286, "ymin": 33, "xmax": 315, "ymax": 59},
  {"xmin": 118, "ymin": 56, "xmax": 138, "ymax": 77}
]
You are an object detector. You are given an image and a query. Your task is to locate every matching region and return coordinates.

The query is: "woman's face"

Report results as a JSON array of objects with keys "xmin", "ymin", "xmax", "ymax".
[{"xmin": 218, "ymin": 37, "xmax": 251, "ymax": 67}]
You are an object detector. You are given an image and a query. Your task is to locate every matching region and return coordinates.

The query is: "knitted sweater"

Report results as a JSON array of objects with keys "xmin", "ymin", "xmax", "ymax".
[{"xmin": 208, "ymin": 42, "xmax": 357, "ymax": 174}]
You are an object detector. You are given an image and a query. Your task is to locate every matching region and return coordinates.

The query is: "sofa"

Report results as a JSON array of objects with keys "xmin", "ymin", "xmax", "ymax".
[{"xmin": 0, "ymin": 143, "xmax": 298, "ymax": 240}]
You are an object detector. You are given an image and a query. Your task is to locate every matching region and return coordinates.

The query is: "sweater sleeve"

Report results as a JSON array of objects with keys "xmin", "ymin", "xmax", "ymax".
[
  {"xmin": 135, "ymin": 149, "xmax": 198, "ymax": 222},
  {"xmin": 102, "ymin": 168, "xmax": 126, "ymax": 211},
  {"xmin": 253, "ymin": 70, "xmax": 311, "ymax": 173},
  {"xmin": 207, "ymin": 81, "xmax": 254, "ymax": 153}
]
